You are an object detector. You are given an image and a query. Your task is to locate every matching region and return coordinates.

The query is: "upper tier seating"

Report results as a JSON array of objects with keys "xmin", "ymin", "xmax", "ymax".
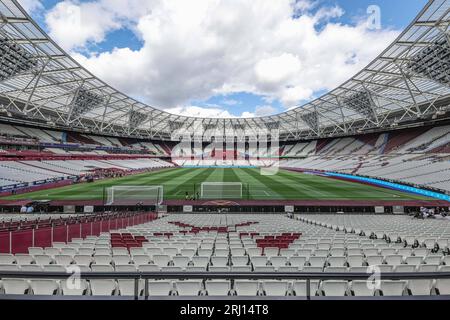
[
  {"xmin": 0, "ymin": 158, "xmax": 174, "ymax": 187},
  {"xmin": 281, "ymin": 153, "xmax": 450, "ymax": 193}
]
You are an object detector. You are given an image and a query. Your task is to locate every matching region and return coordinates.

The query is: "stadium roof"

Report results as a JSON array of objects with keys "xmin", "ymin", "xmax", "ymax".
[{"xmin": 0, "ymin": 0, "xmax": 449, "ymax": 141}]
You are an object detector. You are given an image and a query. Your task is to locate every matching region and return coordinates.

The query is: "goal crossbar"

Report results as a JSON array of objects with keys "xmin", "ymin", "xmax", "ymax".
[
  {"xmin": 105, "ymin": 185, "xmax": 163, "ymax": 205},
  {"xmin": 200, "ymin": 182, "xmax": 243, "ymax": 199}
]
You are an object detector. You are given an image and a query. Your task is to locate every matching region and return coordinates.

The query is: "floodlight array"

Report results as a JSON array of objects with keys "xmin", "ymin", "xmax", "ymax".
[
  {"xmin": 300, "ymin": 112, "xmax": 319, "ymax": 132},
  {"xmin": 70, "ymin": 88, "xmax": 104, "ymax": 118},
  {"xmin": 129, "ymin": 110, "xmax": 148, "ymax": 127},
  {"xmin": 406, "ymin": 38, "xmax": 450, "ymax": 85},
  {"xmin": 0, "ymin": 38, "xmax": 37, "ymax": 81},
  {"xmin": 343, "ymin": 91, "xmax": 378, "ymax": 121}
]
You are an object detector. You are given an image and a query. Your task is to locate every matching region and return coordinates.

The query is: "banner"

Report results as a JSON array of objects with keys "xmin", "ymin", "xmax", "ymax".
[
  {"xmin": 52, "ymin": 225, "xmax": 67, "ymax": 243},
  {"xmin": 15, "ymin": 183, "xmax": 28, "ymax": 188},
  {"xmin": 0, "ymin": 232, "xmax": 10, "ymax": 253},
  {"xmin": 92, "ymin": 221, "xmax": 101, "ymax": 236},
  {"xmin": 284, "ymin": 205, "xmax": 294, "ymax": 213},
  {"xmin": 11, "ymin": 230, "xmax": 33, "ymax": 254},
  {"xmin": 34, "ymin": 228, "xmax": 52, "ymax": 248},
  {"xmin": 81, "ymin": 222, "xmax": 92, "ymax": 238},
  {"xmin": 375, "ymin": 206, "xmax": 385, "ymax": 213},
  {"xmin": 67, "ymin": 223, "xmax": 81, "ymax": 242}
]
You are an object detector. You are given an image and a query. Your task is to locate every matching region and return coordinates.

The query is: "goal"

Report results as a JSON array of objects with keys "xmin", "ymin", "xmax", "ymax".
[
  {"xmin": 200, "ymin": 182, "xmax": 243, "ymax": 199},
  {"xmin": 104, "ymin": 185, "xmax": 163, "ymax": 205}
]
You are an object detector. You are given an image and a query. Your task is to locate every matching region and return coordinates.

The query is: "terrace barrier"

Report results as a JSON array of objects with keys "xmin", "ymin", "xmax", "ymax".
[{"xmin": 0, "ymin": 212, "xmax": 158, "ymax": 254}]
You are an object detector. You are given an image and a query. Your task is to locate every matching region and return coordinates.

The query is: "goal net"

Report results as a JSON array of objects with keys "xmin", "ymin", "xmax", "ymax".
[
  {"xmin": 105, "ymin": 185, "xmax": 163, "ymax": 205},
  {"xmin": 200, "ymin": 182, "xmax": 243, "ymax": 199}
]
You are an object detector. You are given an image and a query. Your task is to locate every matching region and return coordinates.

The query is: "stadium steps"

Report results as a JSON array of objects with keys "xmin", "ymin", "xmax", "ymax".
[
  {"xmin": 160, "ymin": 142, "xmax": 173, "ymax": 156},
  {"xmin": 17, "ymin": 161, "xmax": 68, "ymax": 176},
  {"xmin": 407, "ymin": 132, "xmax": 448, "ymax": 152},
  {"xmin": 281, "ymin": 143, "xmax": 295, "ymax": 156},
  {"xmin": 384, "ymin": 127, "xmax": 429, "ymax": 154},
  {"xmin": 42, "ymin": 161, "xmax": 83, "ymax": 173},
  {"xmin": 351, "ymin": 163, "xmax": 363, "ymax": 174},
  {"xmin": 429, "ymin": 142, "xmax": 450, "ymax": 153},
  {"xmin": 66, "ymin": 132, "xmax": 97, "ymax": 145},
  {"xmin": 330, "ymin": 139, "xmax": 358, "ymax": 156},
  {"xmin": 315, "ymin": 138, "xmax": 334, "ymax": 154},
  {"xmin": 316, "ymin": 138, "xmax": 339, "ymax": 154},
  {"xmin": 0, "ymin": 163, "xmax": 56, "ymax": 178}
]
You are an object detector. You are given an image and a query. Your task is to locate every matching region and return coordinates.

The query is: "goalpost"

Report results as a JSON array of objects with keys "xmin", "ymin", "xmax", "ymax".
[
  {"xmin": 200, "ymin": 182, "xmax": 243, "ymax": 199},
  {"xmin": 104, "ymin": 185, "xmax": 163, "ymax": 205}
]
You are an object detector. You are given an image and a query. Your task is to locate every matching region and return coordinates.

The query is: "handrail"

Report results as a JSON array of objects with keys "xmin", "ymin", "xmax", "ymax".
[{"xmin": 1, "ymin": 271, "xmax": 449, "ymax": 300}]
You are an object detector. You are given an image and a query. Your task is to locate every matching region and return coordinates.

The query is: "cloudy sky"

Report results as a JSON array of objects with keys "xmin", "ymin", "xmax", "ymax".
[{"xmin": 20, "ymin": 0, "xmax": 428, "ymax": 118}]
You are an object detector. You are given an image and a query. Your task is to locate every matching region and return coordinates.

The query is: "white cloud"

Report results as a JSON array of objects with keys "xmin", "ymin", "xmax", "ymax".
[
  {"xmin": 255, "ymin": 105, "xmax": 277, "ymax": 117},
  {"xmin": 254, "ymin": 53, "xmax": 302, "ymax": 90},
  {"xmin": 281, "ymin": 86, "xmax": 314, "ymax": 108},
  {"xmin": 19, "ymin": 0, "xmax": 43, "ymax": 14},
  {"xmin": 292, "ymin": 0, "xmax": 316, "ymax": 13},
  {"xmin": 313, "ymin": 5, "xmax": 345, "ymax": 23},
  {"xmin": 164, "ymin": 104, "xmax": 277, "ymax": 119},
  {"xmin": 45, "ymin": 1, "xmax": 122, "ymax": 51},
  {"xmin": 222, "ymin": 99, "xmax": 241, "ymax": 106},
  {"xmin": 165, "ymin": 106, "xmax": 235, "ymax": 118},
  {"xmin": 42, "ymin": 0, "xmax": 399, "ymax": 117},
  {"xmin": 241, "ymin": 111, "xmax": 255, "ymax": 118}
]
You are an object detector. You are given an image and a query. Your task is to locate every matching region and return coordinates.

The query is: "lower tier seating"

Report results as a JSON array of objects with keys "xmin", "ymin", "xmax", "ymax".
[{"xmin": 1, "ymin": 214, "xmax": 449, "ymax": 297}]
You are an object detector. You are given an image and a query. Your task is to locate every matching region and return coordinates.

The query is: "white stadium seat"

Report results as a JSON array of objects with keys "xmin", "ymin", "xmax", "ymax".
[
  {"xmin": 234, "ymin": 281, "xmax": 260, "ymax": 296},
  {"xmin": 205, "ymin": 281, "xmax": 231, "ymax": 296}
]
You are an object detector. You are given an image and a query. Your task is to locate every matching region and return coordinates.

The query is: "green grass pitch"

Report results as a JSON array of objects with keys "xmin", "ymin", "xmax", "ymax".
[{"xmin": 2, "ymin": 167, "xmax": 431, "ymax": 201}]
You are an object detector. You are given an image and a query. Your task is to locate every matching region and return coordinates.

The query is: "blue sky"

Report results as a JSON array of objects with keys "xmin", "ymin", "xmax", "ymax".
[{"xmin": 24, "ymin": 0, "xmax": 429, "ymax": 118}]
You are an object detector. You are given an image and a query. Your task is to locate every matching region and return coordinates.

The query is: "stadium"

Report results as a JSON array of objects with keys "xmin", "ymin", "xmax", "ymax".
[{"xmin": 0, "ymin": 0, "xmax": 449, "ymax": 308}]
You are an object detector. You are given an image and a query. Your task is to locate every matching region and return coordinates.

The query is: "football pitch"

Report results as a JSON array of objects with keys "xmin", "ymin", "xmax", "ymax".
[{"xmin": 3, "ymin": 167, "xmax": 431, "ymax": 201}]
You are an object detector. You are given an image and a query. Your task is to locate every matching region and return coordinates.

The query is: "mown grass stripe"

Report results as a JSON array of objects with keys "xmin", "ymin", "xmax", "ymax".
[
  {"xmin": 275, "ymin": 170, "xmax": 347, "ymax": 199},
  {"xmin": 3, "ymin": 167, "xmax": 431, "ymax": 201},
  {"xmin": 237, "ymin": 168, "xmax": 284, "ymax": 199}
]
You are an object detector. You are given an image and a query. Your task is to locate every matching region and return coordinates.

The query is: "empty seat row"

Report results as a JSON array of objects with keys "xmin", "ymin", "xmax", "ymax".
[{"xmin": 2, "ymin": 278, "xmax": 449, "ymax": 296}]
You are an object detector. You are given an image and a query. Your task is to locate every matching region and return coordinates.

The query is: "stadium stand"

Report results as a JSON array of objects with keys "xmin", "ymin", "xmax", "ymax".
[
  {"xmin": 0, "ymin": 0, "xmax": 450, "ymax": 305},
  {"xmin": 0, "ymin": 153, "xmax": 174, "ymax": 191},
  {"xmin": 1, "ymin": 214, "xmax": 449, "ymax": 297},
  {"xmin": 280, "ymin": 124, "xmax": 450, "ymax": 193}
]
